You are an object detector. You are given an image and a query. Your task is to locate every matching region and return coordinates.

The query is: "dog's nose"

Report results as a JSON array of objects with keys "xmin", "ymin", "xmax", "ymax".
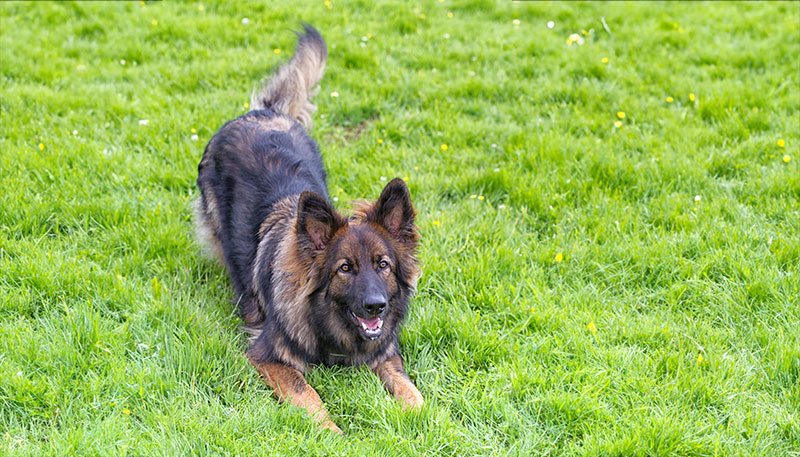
[{"xmin": 364, "ymin": 295, "xmax": 387, "ymax": 316}]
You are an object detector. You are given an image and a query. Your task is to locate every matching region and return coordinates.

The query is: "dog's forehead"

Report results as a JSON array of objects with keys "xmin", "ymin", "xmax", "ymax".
[{"xmin": 334, "ymin": 224, "xmax": 390, "ymax": 259}]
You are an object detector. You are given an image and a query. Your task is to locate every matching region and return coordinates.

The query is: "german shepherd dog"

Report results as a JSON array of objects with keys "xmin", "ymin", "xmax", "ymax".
[{"xmin": 195, "ymin": 25, "xmax": 422, "ymax": 433}]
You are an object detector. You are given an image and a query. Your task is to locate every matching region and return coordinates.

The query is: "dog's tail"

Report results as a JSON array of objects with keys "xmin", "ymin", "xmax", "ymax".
[{"xmin": 250, "ymin": 24, "xmax": 327, "ymax": 129}]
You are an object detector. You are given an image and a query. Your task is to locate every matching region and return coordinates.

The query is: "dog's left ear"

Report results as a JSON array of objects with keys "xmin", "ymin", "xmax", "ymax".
[
  {"xmin": 370, "ymin": 178, "xmax": 417, "ymax": 246},
  {"xmin": 297, "ymin": 192, "xmax": 343, "ymax": 252}
]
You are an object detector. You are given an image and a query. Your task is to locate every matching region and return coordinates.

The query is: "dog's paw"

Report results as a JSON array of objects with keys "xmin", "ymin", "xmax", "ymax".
[
  {"xmin": 321, "ymin": 419, "xmax": 344, "ymax": 435},
  {"xmin": 399, "ymin": 389, "xmax": 424, "ymax": 410}
]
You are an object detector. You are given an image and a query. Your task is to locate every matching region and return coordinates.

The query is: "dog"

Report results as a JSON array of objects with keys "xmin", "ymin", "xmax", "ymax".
[{"xmin": 194, "ymin": 25, "xmax": 423, "ymax": 433}]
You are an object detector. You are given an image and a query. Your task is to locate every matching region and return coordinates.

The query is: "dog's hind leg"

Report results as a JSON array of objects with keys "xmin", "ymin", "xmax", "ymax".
[
  {"xmin": 237, "ymin": 292, "xmax": 265, "ymax": 331},
  {"xmin": 371, "ymin": 355, "xmax": 424, "ymax": 410},
  {"xmin": 193, "ymin": 196, "xmax": 224, "ymax": 263},
  {"xmin": 247, "ymin": 357, "xmax": 342, "ymax": 434}
]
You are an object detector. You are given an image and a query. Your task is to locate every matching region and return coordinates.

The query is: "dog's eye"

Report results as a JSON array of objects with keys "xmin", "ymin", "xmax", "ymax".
[
  {"xmin": 377, "ymin": 259, "xmax": 389, "ymax": 270},
  {"xmin": 338, "ymin": 263, "xmax": 352, "ymax": 273}
]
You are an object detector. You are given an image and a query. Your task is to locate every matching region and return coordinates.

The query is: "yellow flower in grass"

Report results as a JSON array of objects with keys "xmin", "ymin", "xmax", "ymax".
[
  {"xmin": 587, "ymin": 320, "xmax": 597, "ymax": 335},
  {"xmin": 614, "ymin": 121, "xmax": 623, "ymax": 128},
  {"xmin": 777, "ymin": 138, "xmax": 785, "ymax": 148},
  {"xmin": 665, "ymin": 96, "xmax": 674, "ymax": 103},
  {"xmin": 616, "ymin": 111, "xmax": 626, "ymax": 119},
  {"xmin": 554, "ymin": 252, "xmax": 563, "ymax": 263},
  {"xmin": 273, "ymin": 48, "xmax": 281, "ymax": 55},
  {"xmin": 324, "ymin": 0, "xmax": 332, "ymax": 9},
  {"xmin": 123, "ymin": 408, "xmax": 131, "ymax": 416},
  {"xmin": 440, "ymin": 143, "xmax": 448, "ymax": 151},
  {"xmin": 377, "ymin": 138, "xmax": 383, "ymax": 144},
  {"xmin": 38, "ymin": 142, "xmax": 44, "ymax": 151},
  {"xmin": 688, "ymin": 92, "xmax": 696, "ymax": 102},
  {"xmin": 432, "ymin": 220, "xmax": 441, "ymax": 227},
  {"xmin": 696, "ymin": 352, "xmax": 704, "ymax": 365},
  {"xmin": 783, "ymin": 155, "xmax": 791, "ymax": 163},
  {"xmin": 600, "ymin": 57, "xmax": 609, "ymax": 64}
]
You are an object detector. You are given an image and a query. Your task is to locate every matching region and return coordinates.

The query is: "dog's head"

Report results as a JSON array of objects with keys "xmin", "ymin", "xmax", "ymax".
[{"xmin": 297, "ymin": 178, "xmax": 420, "ymax": 344}]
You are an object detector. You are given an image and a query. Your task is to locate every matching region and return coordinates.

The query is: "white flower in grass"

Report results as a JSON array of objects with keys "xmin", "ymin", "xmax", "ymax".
[
  {"xmin": 547, "ymin": 21, "xmax": 555, "ymax": 29},
  {"xmin": 138, "ymin": 119, "xmax": 149, "ymax": 126},
  {"xmin": 241, "ymin": 17, "xmax": 249, "ymax": 25},
  {"xmin": 566, "ymin": 33, "xmax": 584, "ymax": 46}
]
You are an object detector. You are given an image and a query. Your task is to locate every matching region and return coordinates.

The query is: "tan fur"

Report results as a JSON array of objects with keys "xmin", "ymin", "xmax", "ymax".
[
  {"xmin": 251, "ymin": 195, "xmax": 321, "ymax": 371},
  {"xmin": 349, "ymin": 200, "xmax": 421, "ymax": 289},
  {"xmin": 372, "ymin": 355, "xmax": 424, "ymax": 409},
  {"xmin": 255, "ymin": 115, "xmax": 294, "ymax": 132},
  {"xmin": 250, "ymin": 28, "xmax": 326, "ymax": 129},
  {"xmin": 348, "ymin": 199, "xmax": 372, "ymax": 223},
  {"xmin": 193, "ymin": 197, "xmax": 224, "ymax": 263},
  {"xmin": 249, "ymin": 358, "xmax": 342, "ymax": 434}
]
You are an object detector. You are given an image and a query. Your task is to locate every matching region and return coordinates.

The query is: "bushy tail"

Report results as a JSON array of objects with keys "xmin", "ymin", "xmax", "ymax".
[{"xmin": 250, "ymin": 24, "xmax": 327, "ymax": 129}]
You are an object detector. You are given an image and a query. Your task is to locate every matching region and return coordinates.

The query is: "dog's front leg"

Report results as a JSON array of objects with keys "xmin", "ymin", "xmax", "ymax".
[
  {"xmin": 249, "ymin": 359, "xmax": 342, "ymax": 434},
  {"xmin": 372, "ymin": 355, "xmax": 424, "ymax": 409}
]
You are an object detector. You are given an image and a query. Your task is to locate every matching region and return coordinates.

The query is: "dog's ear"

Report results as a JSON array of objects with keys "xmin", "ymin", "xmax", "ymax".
[
  {"xmin": 369, "ymin": 178, "xmax": 417, "ymax": 245},
  {"xmin": 297, "ymin": 192, "xmax": 342, "ymax": 252}
]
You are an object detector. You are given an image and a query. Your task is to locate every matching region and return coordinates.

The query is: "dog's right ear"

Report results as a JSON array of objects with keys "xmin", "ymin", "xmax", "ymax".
[{"xmin": 297, "ymin": 192, "xmax": 342, "ymax": 252}]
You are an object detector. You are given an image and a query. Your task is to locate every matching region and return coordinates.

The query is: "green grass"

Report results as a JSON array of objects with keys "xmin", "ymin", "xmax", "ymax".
[{"xmin": 1, "ymin": 1, "xmax": 798, "ymax": 455}]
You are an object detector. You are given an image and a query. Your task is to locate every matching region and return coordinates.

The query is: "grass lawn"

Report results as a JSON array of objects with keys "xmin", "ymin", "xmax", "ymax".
[{"xmin": 1, "ymin": 1, "xmax": 798, "ymax": 455}]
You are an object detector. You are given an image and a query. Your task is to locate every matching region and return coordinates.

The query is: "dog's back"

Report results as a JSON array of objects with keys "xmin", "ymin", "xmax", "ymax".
[{"xmin": 195, "ymin": 25, "xmax": 328, "ymax": 326}]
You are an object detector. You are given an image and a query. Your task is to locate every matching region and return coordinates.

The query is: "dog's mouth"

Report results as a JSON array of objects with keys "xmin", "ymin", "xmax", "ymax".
[{"xmin": 348, "ymin": 310, "xmax": 383, "ymax": 340}]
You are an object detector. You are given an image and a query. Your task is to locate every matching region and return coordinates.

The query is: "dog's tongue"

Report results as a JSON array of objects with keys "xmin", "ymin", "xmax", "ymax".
[{"xmin": 358, "ymin": 316, "xmax": 382, "ymax": 331}]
